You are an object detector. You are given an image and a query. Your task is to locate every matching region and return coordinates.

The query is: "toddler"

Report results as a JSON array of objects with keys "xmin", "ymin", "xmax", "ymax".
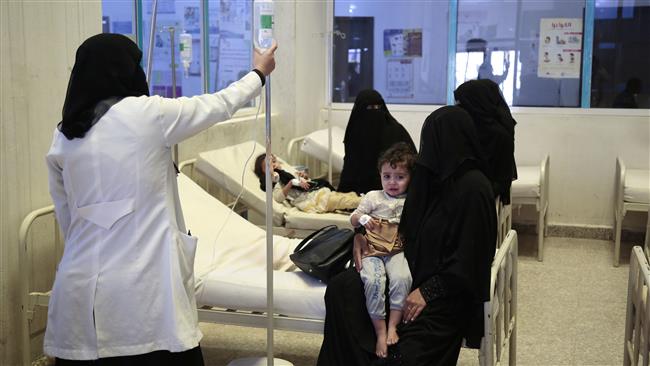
[{"xmin": 350, "ymin": 142, "xmax": 415, "ymax": 358}]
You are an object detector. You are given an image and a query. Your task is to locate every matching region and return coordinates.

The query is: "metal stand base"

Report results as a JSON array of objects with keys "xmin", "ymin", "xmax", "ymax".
[{"xmin": 226, "ymin": 357, "xmax": 294, "ymax": 366}]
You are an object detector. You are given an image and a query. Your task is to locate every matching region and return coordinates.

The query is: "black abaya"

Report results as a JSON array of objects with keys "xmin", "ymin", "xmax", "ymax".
[{"xmin": 318, "ymin": 107, "xmax": 497, "ymax": 366}]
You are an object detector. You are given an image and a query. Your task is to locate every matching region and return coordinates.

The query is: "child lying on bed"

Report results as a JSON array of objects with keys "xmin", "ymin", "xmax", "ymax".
[{"xmin": 254, "ymin": 153, "xmax": 360, "ymax": 213}]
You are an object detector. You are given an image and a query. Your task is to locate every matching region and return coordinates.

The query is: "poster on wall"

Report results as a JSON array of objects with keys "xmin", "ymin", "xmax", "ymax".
[
  {"xmin": 386, "ymin": 59, "xmax": 414, "ymax": 98},
  {"xmin": 184, "ymin": 6, "xmax": 200, "ymax": 33},
  {"xmin": 537, "ymin": 18, "xmax": 582, "ymax": 78},
  {"xmin": 383, "ymin": 29, "xmax": 422, "ymax": 57}
]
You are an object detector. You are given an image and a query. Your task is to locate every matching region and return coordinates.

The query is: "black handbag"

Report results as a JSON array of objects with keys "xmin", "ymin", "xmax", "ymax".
[{"xmin": 289, "ymin": 225, "xmax": 354, "ymax": 283}]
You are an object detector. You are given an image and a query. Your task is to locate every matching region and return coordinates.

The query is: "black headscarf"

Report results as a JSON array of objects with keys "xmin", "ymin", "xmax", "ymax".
[
  {"xmin": 58, "ymin": 33, "xmax": 149, "ymax": 140},
  {"xmin": 454, "ymin": 79, "xmax": 517, "ymax": 204},
  {"xmin": 338, "ymin": 90, "xmax": 416, "ymax": 194}
]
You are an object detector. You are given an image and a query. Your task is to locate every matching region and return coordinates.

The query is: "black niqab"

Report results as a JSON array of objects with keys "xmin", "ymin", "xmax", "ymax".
[
  {"xmin": 59, "ymin": 33, "xmax": 149, "ymax": 140},
  {"xmin": 454, "ymin": 79, "xmax": 517, "ymax": 204},
  {"xmin": 338, "ymin": 90, "xmax": 416, "ymax": 194}
]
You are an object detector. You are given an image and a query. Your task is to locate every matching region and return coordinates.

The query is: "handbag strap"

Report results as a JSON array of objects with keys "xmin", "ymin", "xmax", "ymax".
[{"xmin": 293, "ymin": 224, "xmax": 337, "ymax": 253}]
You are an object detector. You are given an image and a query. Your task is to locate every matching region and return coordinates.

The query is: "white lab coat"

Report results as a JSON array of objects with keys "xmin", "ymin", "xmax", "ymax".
[{"xmin": 44, "ymin": 72, "xmax": 261, "ymax": 359}]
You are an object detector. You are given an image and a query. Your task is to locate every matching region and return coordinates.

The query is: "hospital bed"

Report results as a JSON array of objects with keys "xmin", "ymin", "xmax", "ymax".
[
  {"xmin": 287, "ymin": 126, "xmax": 346, "ymax": 174},
  {"xmin": 614, "ymin": 158, "xmax": 650, "ymax": 267},
  {"xmin": 20, "ymin": 173, "xmax": 518, "ymax": 365},
  {"xmin": 190, "ymin": 141, "xmax": 352, "ymax": 236},
  {"xmin": 624, "ymin": 246, "xmax": 650, "ymax": 365},
  {"xmin": 511, "ymin": 155, "xmax": 550, "ymax": 261}
]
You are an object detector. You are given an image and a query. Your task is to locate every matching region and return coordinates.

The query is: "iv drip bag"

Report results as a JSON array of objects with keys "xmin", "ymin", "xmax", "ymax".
[
  {"xmin": 179, "ymin": 31, "xmax": 192, "ymax": 77},
  {"xmin": 253, "ymin": 0, "xmax": 274, "ymax": 50}
]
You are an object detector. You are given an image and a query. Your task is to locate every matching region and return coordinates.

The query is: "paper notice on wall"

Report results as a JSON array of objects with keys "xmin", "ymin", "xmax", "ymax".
[
  {"xmin": 538, "ymin": 18, "xmax": 582, "ymax": 78},
  {"xmin": 383, "ymin": 29, "xmax": 422, "ymax": 57},
  {"xmin": 386, "ymin": 59, "xmax": 414, "ymax": 98}
]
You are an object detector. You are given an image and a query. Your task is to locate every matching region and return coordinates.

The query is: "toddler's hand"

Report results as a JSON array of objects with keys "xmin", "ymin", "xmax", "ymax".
[
  {"xmin": 297, "ymin": 178, "xmax": 310, "ymax": 190},
  {"xmin": 364, "ymin": 218, "xmax": 379, "ymax": 231}
]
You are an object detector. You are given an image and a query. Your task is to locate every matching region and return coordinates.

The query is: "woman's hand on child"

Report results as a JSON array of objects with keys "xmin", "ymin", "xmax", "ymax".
[
  {"xmin": 403, "ymin": 288, "xmax": 426, "ymax": 323},
  {"xmin": 353, "ymin": 234, "xmax": 369, "ymax": 272}
]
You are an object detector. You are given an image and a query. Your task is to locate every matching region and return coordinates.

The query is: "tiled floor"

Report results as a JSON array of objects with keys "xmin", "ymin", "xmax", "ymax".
[{"xmin": 199, "ymin": 235, "xmax": 637, "ymax": 366}]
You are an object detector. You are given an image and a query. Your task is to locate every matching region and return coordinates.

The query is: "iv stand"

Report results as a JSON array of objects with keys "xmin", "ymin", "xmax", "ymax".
[
  {"xmin": 144, "ymin": 0, "xmax": 179, "ymax": 167},
  {"xmin": 226, "ymin": 74, "xmax": 292, "ymax": 366},
  {"xmin": 168, "ymin": 27, "xmax": 179, "ymax": 166}
]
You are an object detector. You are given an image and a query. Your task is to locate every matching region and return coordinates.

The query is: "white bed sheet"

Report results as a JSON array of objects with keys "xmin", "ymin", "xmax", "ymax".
[
  {"xmin": 198, "ymin": 269, "xmax": 326, "ymax": 319},
  {"xmin": 178, "ymin": 174, "xmax": 328, "ymax": 317},
  {"xmin": 178, "ymin": 173, "xmax": 297, "ymax": 279},
  {"xmin": 195, "ymin": 141, "xmax": 290, "ymax": 226},
  {"xmin": 511, "ymin": 166, "xmax": 540, "ymax": 199},
  {"xmin": 195, "ymin": 141, "xmax": 353, "ymax": 230},
  {"xmin": 178, "ymin": 174, "xmax": 327, "ymax": 317},
  {"xmin": 625, "ymin": 169, "xmax": 650, "ymax": 204},
  {"xmin": 300, "ymin": 127, "xmax": 345, "ymax": 172}
]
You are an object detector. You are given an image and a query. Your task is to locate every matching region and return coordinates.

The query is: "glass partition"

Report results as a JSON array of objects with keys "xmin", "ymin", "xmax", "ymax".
[
  {"xmin": 207, "ymin": 1, "xmax": 252, "ymax": 94},
  {"xmin": 456, "ymin": 0, "xmax": 584, "ymax": 107},
  {"xmin": 138, "ymin": 0, "xmax": 204, "ymax": 97},
  {"xmin": 591, "ymin": 0, "xmax": 650, "ymax": 108},
  {"xmin": 333, "ymin": 1, "xmax": 450, "ymax": 104}
]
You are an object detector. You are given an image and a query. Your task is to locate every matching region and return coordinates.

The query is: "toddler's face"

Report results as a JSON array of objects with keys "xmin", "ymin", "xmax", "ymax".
[
  {"xmin": 380, "ymin": 162, "xmax": 410, "ymax": 197},
  {"xmin": 261, "ymin": 155, "xmax": 280, "ymax": 173}
]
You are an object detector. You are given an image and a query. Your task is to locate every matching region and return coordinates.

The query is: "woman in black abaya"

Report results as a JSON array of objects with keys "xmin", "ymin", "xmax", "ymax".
[
  {"xmin": 318, "ymin": 106, "xmax": 497, "ymax": 366},
  {"xmin": 338, "ymin": 90, "xmax": 416, "ymax": 195},
  {"xmin": 454, "ymin": 79, "xmax": 517, "ymax": 204}
]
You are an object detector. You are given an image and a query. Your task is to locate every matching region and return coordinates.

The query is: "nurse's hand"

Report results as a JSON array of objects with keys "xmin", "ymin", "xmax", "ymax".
[
  {"xmin": 403, "ymin": 288, "xmax": 426, "ymax": 323},
  {"xmin": 353, "ymin": 234, "xmax": 369, "ymax": 272},
  {"xmin": 254, "ymin": 40, "xmax": 278, "ymax": 76}
]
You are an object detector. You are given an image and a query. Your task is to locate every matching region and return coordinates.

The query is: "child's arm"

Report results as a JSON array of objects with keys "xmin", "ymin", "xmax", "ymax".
[
  {"xmin": 350, "ymin": 193, "xmax": 378, "ymax": 230},
  {"xmin": 272, "ymin": 182, "xmax": 289, "ymax": 203}
]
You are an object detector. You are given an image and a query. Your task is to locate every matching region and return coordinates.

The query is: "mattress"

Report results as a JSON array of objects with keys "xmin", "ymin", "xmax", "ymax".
[
  {"xmin": 177, "ymin": 174, "xmax": 328, "ymax": 318},
  {"xmin": 177, "ymin": 174, "xmax": 298, "ymax": 280},
  {"xmin": 300, "ymin": 127, "xmax": 345, "ymax": 172},
  {"xmin": 196, "ymin": 141, "xmax": 353, "ymax": 230},
  {"xmin": 625, "ymin": 169, "xmax": 650, "ymax": 204},
  {"xmin": 511, "ymin": 166, "xmax": 540, "ymax": 199},
  {"xmin": 195, "ymin": 141, "xmax": 289, "ymax": 226},
  {"xmin": 284, "ymin": 207, "xmax": 352, "ymax": 230},
  {"xmin": 197, "ymin": 269, "xmax": 326, "ymax": 319}
]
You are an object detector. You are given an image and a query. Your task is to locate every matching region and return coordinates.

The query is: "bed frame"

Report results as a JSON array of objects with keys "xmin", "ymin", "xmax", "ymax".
[
  {"xmin": 614, "ymin": 157, "xmax": 650, "ymax": 267},
  {"xmin": 512, "ymin": 155, "xmax": 550, "ymax": 261},
  {"xmin": 624, "ymin": 246, "xmax": 650, "ymax": 365},
  {"xmin": 19, "ymin": 203, "xmax": 517, "ymax": 366},
  {"xmin": 286, "ymin": 134, "xmax": 331, "ymax": 180}
]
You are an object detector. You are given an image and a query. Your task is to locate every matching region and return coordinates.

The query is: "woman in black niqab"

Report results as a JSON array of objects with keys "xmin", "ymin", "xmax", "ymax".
[
  {"xmin": 454, "ymin": 79, "xmax": 517, "ymax": 204},
  {"xmin": 59, "ymin": 33, "xmax": 149, "ymax": 140},
  {"xmin": 338, "ymin": 90, "xmax": 416, "ymax": 195},
  {"xmin": 318, "ymin": 106, "xmax": 497, "ymax": 366}
]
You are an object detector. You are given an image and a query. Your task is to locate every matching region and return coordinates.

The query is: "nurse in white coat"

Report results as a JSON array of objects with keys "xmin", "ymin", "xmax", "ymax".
[{"xmin": 45, "ymin": 33, "xmax": 276, "ymax": 365}]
